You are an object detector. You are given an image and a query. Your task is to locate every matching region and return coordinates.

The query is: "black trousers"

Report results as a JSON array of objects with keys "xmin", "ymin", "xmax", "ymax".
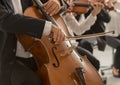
[
  {"xmin": 78, "ymin": 40, "xmax": 93, "ymax": 53},
  {"xmin": 105, "ymin": 36, "xmax": 120, "ymax": 70},
  {"xmin": 113, "ymin": 47, "xmax": 120, "ymax": 69},
  {"xmin": 10, "ymin": 58, "xmax": 41, "ymax": 85},
  {"xmin": 76, "ymin": 46, "xmax": 100, "ymax": 71}
]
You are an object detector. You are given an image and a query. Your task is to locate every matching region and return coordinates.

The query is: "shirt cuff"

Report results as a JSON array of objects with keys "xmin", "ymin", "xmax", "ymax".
[{"xmin": 43, "ymin": 21, "xmax": 52, "ymax": 35}]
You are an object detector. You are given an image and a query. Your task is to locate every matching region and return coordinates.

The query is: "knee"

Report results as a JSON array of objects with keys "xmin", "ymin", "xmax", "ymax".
[
  {"xmin": 79, "ymin": 40, "xmax": 93, "ymax": 53},
  {"xmin": 11, "ymin": 71, "xmax": 42, "ymax": 85},
  {"xmin": 95, "ymin": 59, "xmax": 100, "ymax": 71},
  {"xmin": 87, "ymin": 55, "xmax": 100, "ymax": 71}
]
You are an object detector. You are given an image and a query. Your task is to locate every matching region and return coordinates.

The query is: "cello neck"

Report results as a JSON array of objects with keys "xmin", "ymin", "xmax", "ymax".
[{"xmin": 33, "ymin": 0, "xmax": 58, "ymax": 25}]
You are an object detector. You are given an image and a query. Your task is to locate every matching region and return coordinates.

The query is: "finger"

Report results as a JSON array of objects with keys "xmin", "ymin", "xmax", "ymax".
[
  {"xmin": 43, "ymin": 1, "xmax": 53, "ymax": 13},
  {"xmin": 57, "ymin": 29, "xmax": 65, "ymax": 44},
  {"xmin": 46, "ymin": 4, "xmax": 58, "ymax": 15},
  {"xmin": 55, "ymin": 29, "xmax": 61, "ymax": 44},
  {"xmin": 50, "ymin": 6, "xmax": 59, "ymax": 16},
  {"xmin": 46, "ymin": 3, "xmax": 54, "ymax": 12},
  {"xmin": 60, "ymin": 30, "xmax": 65, "ymax": 43},
  {"xmin": 53, "ymin": 30, "xmax": 57, "ymax": 42},
  {"xmin": 58, "ymin": 29, "xmax": 64, "ymax": 44},
  {"xmin": 42, "ymin": 1, "xmax": 49, "ymax": 8}
]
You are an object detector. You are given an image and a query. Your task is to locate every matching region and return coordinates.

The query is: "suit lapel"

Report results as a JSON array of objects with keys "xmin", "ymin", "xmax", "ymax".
[{"xmin": 3, "ymin": 0, "xmax": 14, "ymax": 12}]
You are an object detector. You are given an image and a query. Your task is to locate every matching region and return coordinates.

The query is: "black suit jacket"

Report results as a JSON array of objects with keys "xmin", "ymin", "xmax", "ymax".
[
  {"xmin": 0, "ymin": 0, "xmax": 48, "ymax": 83},
  {"xmin": 84, "ymin": 8, "xmax": 111, "ymax": 34}
]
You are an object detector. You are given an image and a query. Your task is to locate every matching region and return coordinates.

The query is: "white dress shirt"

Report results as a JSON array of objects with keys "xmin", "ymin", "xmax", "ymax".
[
  {"xmin": 62, "ymin": 13, "xmax": 96, "ymax": 45},
  {"xmin": 63, "ymin": 13, "xmax": 96, "ymax": 35},
  {"xmin": 105, "ymin": 1, "xmax": 120, "ymax": 36}
]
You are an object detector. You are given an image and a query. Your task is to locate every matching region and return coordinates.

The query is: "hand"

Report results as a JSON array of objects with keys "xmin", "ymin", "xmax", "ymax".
[
  {"xmin": 92, "ymin": 2, "xmax": 104, "ymax": 16},
  {"xmin": 51, "ymin": 25, "xmax": 65, "ymax": 44},
  {"xmin": 43, "ymin": 0, "xmax": 61, "ymax": 16},
  {"xmin": 64, "ymin": 1, "xmax": 90, "ymax": 14},
  {"xmin": 62, "ymin": 2, "xmax": 74, "ymax": 15},
  {"xmin": 106, "ymin": 0, "xmax": 114, "ymax": 8},
  {"xmin": 66, "ymin": 2, "xmax": 74, "ymax": 12}
]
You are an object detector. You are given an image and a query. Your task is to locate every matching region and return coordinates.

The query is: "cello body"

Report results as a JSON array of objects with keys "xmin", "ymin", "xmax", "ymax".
[{"xmin": 17, "ymin": 6, "xmax": 104, "ymax": 85}]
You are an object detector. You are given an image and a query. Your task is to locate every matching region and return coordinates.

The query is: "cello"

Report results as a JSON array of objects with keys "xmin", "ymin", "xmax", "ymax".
[{"xmin": 17, "ymin": 0, "xmax": 104, "ymax": 85}]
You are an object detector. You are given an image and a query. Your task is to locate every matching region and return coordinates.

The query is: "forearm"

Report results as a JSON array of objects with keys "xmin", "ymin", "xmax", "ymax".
[
  {"xmin": 0, "ymin": 5, "xmax": 52, "ymax": 38},
  {"xmin": 64, "ymin": 14, "xmax": 96, "ymax": 35}
]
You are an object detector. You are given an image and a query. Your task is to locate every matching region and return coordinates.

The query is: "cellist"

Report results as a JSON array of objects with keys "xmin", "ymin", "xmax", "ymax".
[{"xmin": 0, "ymin": 0, "xmax": 65, "ymax": 85}]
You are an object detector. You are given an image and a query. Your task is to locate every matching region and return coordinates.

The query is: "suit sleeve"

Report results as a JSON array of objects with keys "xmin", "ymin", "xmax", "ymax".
[
  {"xmin": 98, "ymin": 9, "xmax": 111, "ymax": 23},
  {"xmin": 0, "ymin": 4, "xmax": 46, "ymax": 39}
]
